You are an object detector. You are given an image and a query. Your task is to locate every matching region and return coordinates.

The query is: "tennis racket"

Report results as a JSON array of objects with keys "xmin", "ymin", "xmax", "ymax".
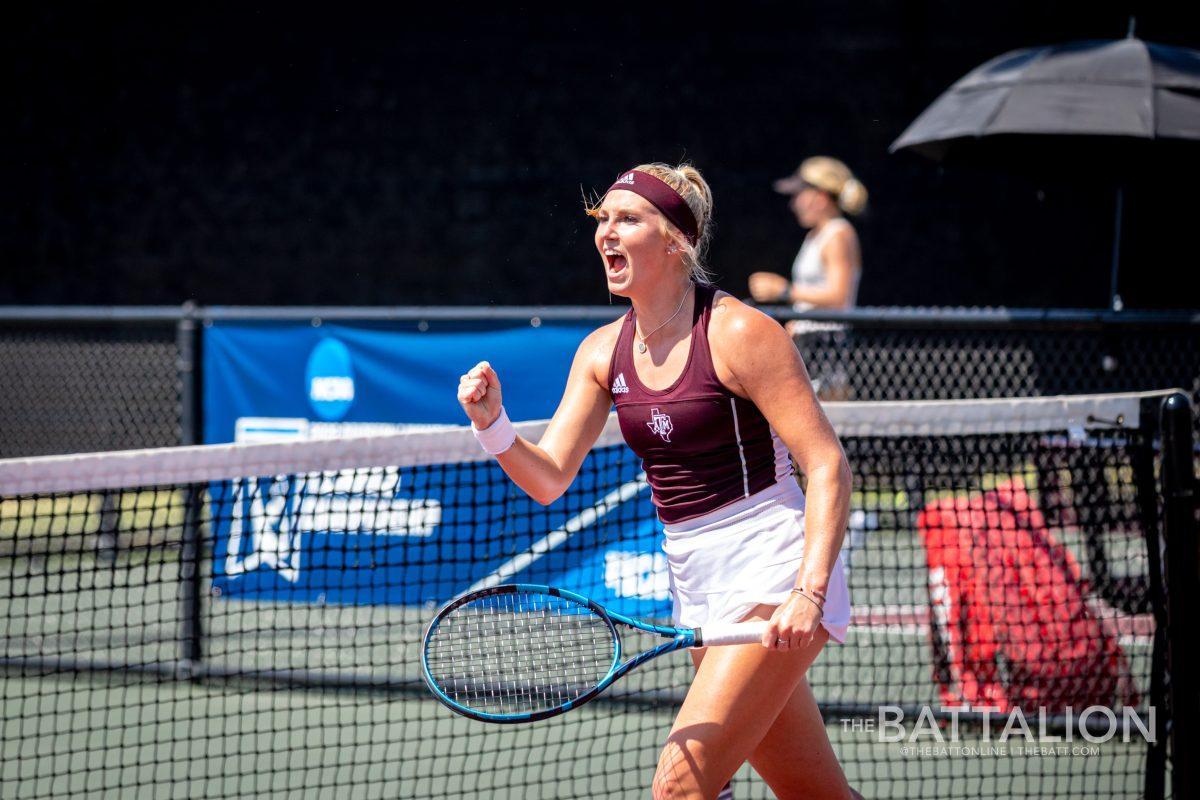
[{"xmin": 421, "ymin": 583, "xmax": 768, "ymax": 723}]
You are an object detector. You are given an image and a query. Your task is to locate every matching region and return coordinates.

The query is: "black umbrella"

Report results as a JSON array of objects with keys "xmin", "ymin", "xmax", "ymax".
[{"xmin": 891, "ymin": 29, "xmax": 1200, "ymax": 310}]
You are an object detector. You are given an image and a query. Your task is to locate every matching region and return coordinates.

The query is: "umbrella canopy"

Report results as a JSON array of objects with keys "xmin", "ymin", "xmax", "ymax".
[
  {"xmin": 891, "ymin": 36, "xmax": 1200, "ymax": 309},
  {"xmin": 892, "ymin": 37, "xmax": 1200, "ymax": 159}
]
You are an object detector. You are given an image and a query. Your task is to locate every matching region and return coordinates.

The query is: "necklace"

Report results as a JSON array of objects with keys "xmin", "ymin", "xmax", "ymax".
[{"xmin": 636, "ymin": 285, "xmax": 692, "ymax": 354}]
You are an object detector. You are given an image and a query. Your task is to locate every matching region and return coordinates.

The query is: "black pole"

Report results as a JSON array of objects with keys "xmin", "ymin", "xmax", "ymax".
[
  {"xmin": 176, "ymin": 303, "xmax": 204, "ymax": 666},
  {"xmin": 1132, "ymin": 416, "xmax": 1167, "ymax": 800},
  {"xmin": 178, "ymin": 301, "xmax": 199, "ymax": 448},
  {"xmin": 1161, "ymin": 392, "xmax": 1198, "ymax": 800},
  {"xmin": 96, "ymin": 490, "xmax": 119, "ymax": 563},
  {"xmin": 1109, "ymin": 187, "xmax": 1124, "ymax": 311}
]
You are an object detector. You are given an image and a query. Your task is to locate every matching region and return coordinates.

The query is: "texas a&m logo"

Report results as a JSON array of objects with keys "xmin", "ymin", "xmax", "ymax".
[{"xmin": 647, "ymin": 407, "xmax": 673, "ymax": 442}]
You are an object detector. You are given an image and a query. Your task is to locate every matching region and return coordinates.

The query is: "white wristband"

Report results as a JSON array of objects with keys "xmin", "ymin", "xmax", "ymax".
[{"xmin": 471, "ymin": 406, "xmax": 517, "ymax": 455}]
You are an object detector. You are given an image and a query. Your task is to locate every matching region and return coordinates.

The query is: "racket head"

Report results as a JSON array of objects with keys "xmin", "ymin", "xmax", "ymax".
[{"xmin": 421, "ymin": 584, "xmax": 621, "ymax": 723}]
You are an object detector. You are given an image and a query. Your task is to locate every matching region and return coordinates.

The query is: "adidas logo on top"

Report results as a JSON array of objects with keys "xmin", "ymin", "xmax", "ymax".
[
  {"xmin": 612, "ymin": 373, "xmax": 630, "ymax": 394},
  {"xmin": 614, "ymin": 173, "xmax": 636, "ymax": 186}
]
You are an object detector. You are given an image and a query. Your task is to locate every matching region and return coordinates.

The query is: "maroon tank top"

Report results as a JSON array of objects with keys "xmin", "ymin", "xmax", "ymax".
[{"xmin": 608, "ymin": 283, "xmax": 793, "ymax": 524}]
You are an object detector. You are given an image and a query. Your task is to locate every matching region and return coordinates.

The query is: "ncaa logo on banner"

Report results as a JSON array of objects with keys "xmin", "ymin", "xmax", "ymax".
[{"xmin": 306, "ymin": 337, "xmax": 356, "ymax": 420}]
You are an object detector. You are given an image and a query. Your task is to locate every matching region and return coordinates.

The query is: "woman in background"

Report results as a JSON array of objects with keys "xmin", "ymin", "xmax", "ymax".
[
  {"xmin": 749, "ymin": 156, "xmax": 867, "ymax": 312},
  {"xmin": 750, "ymin": 157, "xmax": 867, "ymax": 403}
]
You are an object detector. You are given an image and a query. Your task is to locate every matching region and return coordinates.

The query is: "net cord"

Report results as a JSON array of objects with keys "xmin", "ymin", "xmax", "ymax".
[{"xmin": 0, "ymin": 391, "xmax": 1171, "ymax": 496}]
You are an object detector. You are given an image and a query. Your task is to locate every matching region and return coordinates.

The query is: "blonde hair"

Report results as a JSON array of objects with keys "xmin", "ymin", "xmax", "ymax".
[
  {"xmin": 586, "ymin": 162, "xmax": 715, "ymax": 285},
  {"xmin": 799, "ymin": 156, "xmax": 868, "ymax": 216}
]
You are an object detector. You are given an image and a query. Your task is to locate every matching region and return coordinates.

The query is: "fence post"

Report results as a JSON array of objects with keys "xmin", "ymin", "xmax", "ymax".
[
  {"xmin": 177, "ymin": 302, "xmax": 204, "ymax": 667},
  {"xmin": 1133, "ymin": 413, "xmax": 1167, "ymax": 800},
  {"xmin": 1161, "ymin": 392, "xmax": 1197, "ymax": 800}
]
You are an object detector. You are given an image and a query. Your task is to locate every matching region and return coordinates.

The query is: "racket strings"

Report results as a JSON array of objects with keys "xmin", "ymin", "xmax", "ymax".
[{"xmin": 425, "ymin": 590, "xmax": 617, "ymax": 716}]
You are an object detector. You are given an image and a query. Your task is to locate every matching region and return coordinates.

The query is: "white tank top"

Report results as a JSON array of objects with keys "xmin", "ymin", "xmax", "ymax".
[{"xmin": 790, "ymin": 217, "xmax": 859, "ymax": 311}]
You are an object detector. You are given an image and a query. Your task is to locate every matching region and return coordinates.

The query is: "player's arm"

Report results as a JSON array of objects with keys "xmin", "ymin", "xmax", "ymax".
[
  {"xmin": 710, "ymin": 296, "xmax": 851, "ymax": 644},
  {"xmin": 458, "ymin": 325, "xmax": 615, "ymax": 506},
  {"xmin": 713, "ymin": 301, "xmax": 851, "ymax": 588}
]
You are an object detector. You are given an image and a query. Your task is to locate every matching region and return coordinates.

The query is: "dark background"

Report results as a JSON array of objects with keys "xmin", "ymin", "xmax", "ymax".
[{"xmin": 4, "ymin": 3, "xmax": 1197, "ymax": 309}]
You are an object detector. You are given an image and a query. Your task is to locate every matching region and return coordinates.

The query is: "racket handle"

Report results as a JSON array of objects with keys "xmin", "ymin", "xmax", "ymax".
[{"xmin": 695, "ymin": 620, "xmax": 769, "ymax": 647}]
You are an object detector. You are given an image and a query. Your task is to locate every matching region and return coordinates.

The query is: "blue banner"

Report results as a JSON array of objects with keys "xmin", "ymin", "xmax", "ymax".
[
  {"xmin": 203, "ymin": 319, "xmax": 670, "ymax": 619},
  {"xmin": 203, "ymin": 321, "xmax": 602, "ymax": 440}
]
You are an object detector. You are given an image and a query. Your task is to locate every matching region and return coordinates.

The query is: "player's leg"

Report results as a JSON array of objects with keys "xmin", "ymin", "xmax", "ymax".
[
  {"xmin": 745, "ymin": 672, "xmax": 862, "ymax": 799},
  {"xmin": 734, "ymin": 602, "xmax": 860, "ymax": 799},
  {"xmin": 651, "ymin": 605, "xmax": 852, "ymax": 800},
  {"xmin": 651, "ymin": 633, "xmax": 821, "ymax": 800}
]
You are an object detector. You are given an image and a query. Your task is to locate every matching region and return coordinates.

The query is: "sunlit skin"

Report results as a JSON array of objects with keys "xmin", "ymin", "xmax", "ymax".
[
  {"xmin": 593, "ymin": 189, "xmax": 694, "ymax": 329},
  {"xmin": 457, "ymin": 180, "xmax": 859, "ymax": 799},
  {"xmin": 748, "ymin": 187, "xmax": 861, "ymax": 310}
]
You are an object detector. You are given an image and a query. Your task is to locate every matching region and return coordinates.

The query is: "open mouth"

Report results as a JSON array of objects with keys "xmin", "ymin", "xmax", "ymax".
[{"xmin": 603, "ymin": 248, "xmax": 627, "ymax": 273}]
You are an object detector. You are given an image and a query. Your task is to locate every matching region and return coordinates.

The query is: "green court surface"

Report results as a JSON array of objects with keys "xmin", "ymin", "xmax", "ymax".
[
  {"xmin": 0, "ymin": 653, "xmax": 1160, "ymax": 799},
  {"xmin": 0, "ymin": 517, "xmax": 1162, "ymax": 799}
]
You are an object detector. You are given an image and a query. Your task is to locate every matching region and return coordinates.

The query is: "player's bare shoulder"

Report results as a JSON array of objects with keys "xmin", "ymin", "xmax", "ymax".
[
  {"xmin": 708, "ymin": 289, "xmax": 795, "ymax": 393},
  {"xmin": 709, "ymin": 289, "xmax": 784, "ymax": 346},
  {"xmin": 577, "ymin": 314, "xmax": 626, "ymax": 387}
]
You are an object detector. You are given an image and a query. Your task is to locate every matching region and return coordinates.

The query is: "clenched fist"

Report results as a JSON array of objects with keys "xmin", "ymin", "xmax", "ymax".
[{"xmin": 457, "ymin": 361, "xmax": 503, "ymax": 430}]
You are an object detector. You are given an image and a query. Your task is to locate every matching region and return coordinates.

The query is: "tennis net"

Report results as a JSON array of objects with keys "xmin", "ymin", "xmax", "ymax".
[{"xmin": 0, "ymin": 391, "xmax": 1186, "ymax": 799}]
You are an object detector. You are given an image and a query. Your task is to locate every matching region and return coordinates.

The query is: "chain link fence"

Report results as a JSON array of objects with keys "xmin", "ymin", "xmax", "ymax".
[
  {"xmin": 0, "ymin": 312, "xmax": 185, "ymax": 458},
  {"xmin": 0, "ymin": 305, "xmax": 1195, "ymax": 799},
  {"xmin": 785, "ymin": 310, "xmax": 1199, "ymax": 419},
  {"xmin": 1, "ymin": 307, "xmax": 1197, "ymax": 459}
]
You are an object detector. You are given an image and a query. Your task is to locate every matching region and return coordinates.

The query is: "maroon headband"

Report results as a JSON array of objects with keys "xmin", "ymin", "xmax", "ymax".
[{"xmin": 605, "ymin": 170, "xmax": 699, "ymax": 245}]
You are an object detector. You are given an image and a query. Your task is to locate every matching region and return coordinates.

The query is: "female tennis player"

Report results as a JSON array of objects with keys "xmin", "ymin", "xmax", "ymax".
[{"xmin": 457, "ymin": 162, "xmax": 859, "ymax": 800}]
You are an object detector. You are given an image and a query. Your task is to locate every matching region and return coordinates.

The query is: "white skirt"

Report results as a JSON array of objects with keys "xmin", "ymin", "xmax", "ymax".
[{"xmin": 662, "ymin": 478, "xmax": 851, "ymax": 644}]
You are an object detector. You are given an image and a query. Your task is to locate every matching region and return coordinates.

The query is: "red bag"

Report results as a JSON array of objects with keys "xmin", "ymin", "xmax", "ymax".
[{"xmin": 918, "ymin": 479, "xmax": 1139, "ymax": 713}]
